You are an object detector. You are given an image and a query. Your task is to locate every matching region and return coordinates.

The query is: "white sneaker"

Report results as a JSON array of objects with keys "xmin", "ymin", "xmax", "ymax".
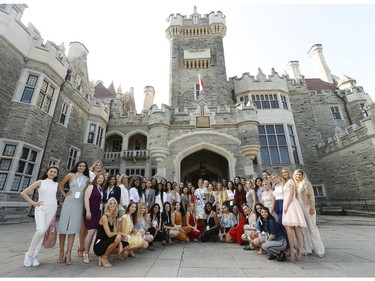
[
  {"xmin": 24, "ymin": 253, "xmax": 32, "ymax": 267},
  {"xmin": 32, "ymin": 256, "xmax": 40, "ymax": 267}
]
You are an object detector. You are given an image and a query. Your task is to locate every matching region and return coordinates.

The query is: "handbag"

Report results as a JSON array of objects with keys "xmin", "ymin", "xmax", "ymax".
[{"xmin": 43, "ymin": 216, "xmax": 57, "ymax": 249}]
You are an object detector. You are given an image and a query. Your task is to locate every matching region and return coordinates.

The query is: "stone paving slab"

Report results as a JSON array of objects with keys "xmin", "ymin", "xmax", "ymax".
[{"xmin": 0, "ymin": 215, "xmax": 375, "ymax": 278}]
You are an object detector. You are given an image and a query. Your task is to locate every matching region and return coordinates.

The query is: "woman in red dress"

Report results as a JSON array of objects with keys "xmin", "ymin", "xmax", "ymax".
[{"xmin": 186, "ymin": 203, "xmax": 201, "ymax": 241}]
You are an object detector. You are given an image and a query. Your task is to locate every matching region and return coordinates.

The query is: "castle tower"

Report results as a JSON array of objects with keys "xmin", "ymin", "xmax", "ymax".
[
  {"xmin": 143, "ymin": 86, "xmax": 155, "ymax": 111},
  {"xmin": 307, "ymin": 44, "xmax": 334, "ymax": 83},
  {"xmin": 286, "ymin": 61, "xmax": 302, "ymax": 80},
  {"xmin": 67, "ymin": 41, "xmax": 89, "ymax": 61},
  {"xmin": 166, "ymin": 7, "xmax": 232, "ymax": 108}
]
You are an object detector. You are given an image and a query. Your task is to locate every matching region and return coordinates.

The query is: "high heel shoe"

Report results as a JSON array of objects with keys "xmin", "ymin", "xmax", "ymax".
[
  {"xmin": 57, "ymin": 250, "xmax": 65, "ymax": 263},
  {"xmin": 77, "ymin": 247, "xmax": 84, "ymax": 257},
  {"xmin": 287, "ymin": 249, "xmax": 297, "ymax": 262},
  {"xmin": 65, "ymin": 250, "xmax": 72, "ymax": 265},
  {"xmin": 83, "ymin": 252, "xmax": 90, "ymax": 264},
  {"xmin": 99, "ymin": 256, "xmax": 112, "ymax": 268}
]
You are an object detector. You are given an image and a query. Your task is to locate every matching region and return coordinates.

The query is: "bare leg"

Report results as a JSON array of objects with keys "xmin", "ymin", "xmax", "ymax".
[
  {"xmin": 293, "ymin": 226, "xmax": 306, "ymax": 259},
  {"xmin": 78, "ymin": 220, "xmax": 86, "ymax": 257},
  {"xmin": 58, "ymin": 234, "xmax": 66, "ymax": 263},
  {"xmin": 100, "ymin": 234, "xmax": 122, "ymax": 267},
  {"xmin": 285, "ymin": 226, "xmax": 297, "ymax": 261},
  {"xmin": 65, "ymin": 234, "xmax": 75, "ymax": 265}
]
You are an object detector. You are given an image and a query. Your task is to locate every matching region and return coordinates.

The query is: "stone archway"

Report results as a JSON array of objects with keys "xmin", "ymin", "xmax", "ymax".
[
  {"xmin": 181, "ymin": 149, "xmax": 228, "ymax": 186},
  {"xmin": 174, "ymin": 142, "xmax": 236, "ymax": 184}
]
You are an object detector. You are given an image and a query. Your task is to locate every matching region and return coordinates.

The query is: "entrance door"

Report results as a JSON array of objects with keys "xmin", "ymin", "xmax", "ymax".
[{"xmin": 180, "ymin": 149, "xmax": 229, "ymax": 186}]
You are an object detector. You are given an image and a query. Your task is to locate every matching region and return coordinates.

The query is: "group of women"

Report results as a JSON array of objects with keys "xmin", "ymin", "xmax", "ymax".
[{"xmin": 21, "ymin": 161, "xmax": 325, "ymax": 268}]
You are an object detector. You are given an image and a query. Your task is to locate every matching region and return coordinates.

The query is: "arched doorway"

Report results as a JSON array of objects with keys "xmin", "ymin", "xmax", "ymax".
[{"xmin": 181, "ymin": 149, "xmax": 229, "ymax": 186}]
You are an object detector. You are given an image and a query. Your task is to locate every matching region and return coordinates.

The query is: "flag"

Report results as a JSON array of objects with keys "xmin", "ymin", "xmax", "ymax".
[{"xmin": 198, "ymin": 74, "xmax": 204, "ymax": 92}]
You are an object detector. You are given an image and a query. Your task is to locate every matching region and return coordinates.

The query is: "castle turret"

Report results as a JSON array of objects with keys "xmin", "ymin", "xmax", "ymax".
[
  {"xmin": 67, "ymin": 41, "xmax": 89, "ymax": 61},
  {"xmin": 143, "ymin": 86, "xmax": 155, "ymax": 111},
  {"xmin": 308, "ymin": 44, "xmax": 334, "ymax": 83},
  {"xmin": 286, "ymin": 61, "xmax": 302, "ymax": 80},
  {"xmin": 166, "ymin": 7, "xmax": 231, "ymax": 108}
]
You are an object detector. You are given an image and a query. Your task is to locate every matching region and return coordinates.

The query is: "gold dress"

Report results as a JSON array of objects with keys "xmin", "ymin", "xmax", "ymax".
[{"xmin": 120, "ymin": 214, "xmax": 143, "ymax": 249}]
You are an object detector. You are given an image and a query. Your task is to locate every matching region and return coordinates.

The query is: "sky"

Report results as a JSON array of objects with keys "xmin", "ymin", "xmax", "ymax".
[{"xmin": 19, "ymin": 0, "xmax": 375, "ymax": 112}]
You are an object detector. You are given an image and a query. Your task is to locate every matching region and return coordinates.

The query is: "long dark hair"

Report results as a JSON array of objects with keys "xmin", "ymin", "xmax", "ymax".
[
  {"xmin": 254, "ymin": 203, "xmax": 264, "ymax": 219},
  {"xmin": 149, "ymin": 203, "xmax": 161, "ymax": 221},
  {"xmin": 254, "ymin": 177, "xmax": 263, "ymax": 190},
  {"xmin": 70, "ymin": 160, "xmax": 90, "ymax": 178},
  {"xmin": 126, "ymin": 202, "xmax": 138, "ymax": 224},
  {"xmin": 162, "ymin": 201, "xmax": 172, "ymax": 225},
  {"xmin": 105, "ymin": 175, "xmax": 117, "ymax": 192},
  {"xmin": 41, "ymin": 166, "xmax": 59, "ymax": 182},
  {"xmin": 227, "ymin": 180, "xmax": 235, "ymax": 191}
]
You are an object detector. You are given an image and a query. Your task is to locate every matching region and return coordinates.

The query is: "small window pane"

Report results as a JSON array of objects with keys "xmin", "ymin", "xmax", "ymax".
[
  {"xmin": 259, "ymin": 136, "xmax": 267, "ymax": 146},
  {"xmin": 0, "ymin": 174, "xmax": 7, "ymax": 190},
  {"xmin": 21, "ymin": 147, "xmax": 29, "ymax": 159},
  {"xmin": 29, "ymin": 151, "xmax": 37, "ymax": 162},
  {"xmin": 17, "ymin": 161, "xmax": 26, "ymax": 173},
  {"xmin": 258, "ymin": 126, "xmax": 265, "ymax": 134},
  {"xmin": 267, "ymin": 135, "xmax": 277, "ymax": 145},
  {"xmin": 21, "ymin": 177, "xmax": 31, "ymax": 191},
  {"xmin": 27, "ymin": 75, "xmax": 38, "ymax": 86},
  {"xmin": 41, "ymin": 80, "xmax": 48, "ymax": 93},
  {"xmin": 277, "ymin": 135, "xmax": 287, "ymax": 145},
  {"xmin": 26, "ymin": 163, "xmax": 34, "ymax": 175},
  {"xmin": 266, "ymin": 125, "xmax": 275, "ymax": 134},
  {"xmin": 0, "ymin": 159, "xmax": 12, "ymax": 170},
  {"xmin": 279, "ymin": 147, "xmax": 290, "ymax": 164},
  {"xmin": 11, "ymin": 175, "xmax": 22, "ymax": 191},
  {"xmin": 275, "ymin": 125, "xmax": 284, "ymax": 134},
  {"xmin": 21, "ymin": 88, "xmax": 34, "ymax": 103},
  {"xmin": 260, "ymin": 148, "xmax": 270, "ymax": 165},
  {"xmin": 269, "ymin": 147, "xmax": 280, "ymax": 164},
  {"xmin": 3, "ymin": 144, "xmax": 16, "ymax": 156}
]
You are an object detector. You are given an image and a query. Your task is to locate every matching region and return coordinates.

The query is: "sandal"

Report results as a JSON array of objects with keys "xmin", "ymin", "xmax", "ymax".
[
  {"xmin": 99, "ymin": 256, "xmax": 112, "ymax": 268},
  {"xmin": 77, "ymin": 247, "xmax": 84, "ymax": 257},
  {"xmin": 162, "ymin": 240, "xmax": 168, "ymax": 246}
]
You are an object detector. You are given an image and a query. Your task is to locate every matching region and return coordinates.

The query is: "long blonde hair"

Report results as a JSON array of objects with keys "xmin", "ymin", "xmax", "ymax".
[
  {"xmin": 136, "ymin": 202, "xmax": 150, "ymax": 228},
  {"xmin": 104, "ymin": 197, "xmax": 118, "ymax": 226},
  {"xmin": 281, "ymin": 167, "xmax": 293, "ymax": 186}
]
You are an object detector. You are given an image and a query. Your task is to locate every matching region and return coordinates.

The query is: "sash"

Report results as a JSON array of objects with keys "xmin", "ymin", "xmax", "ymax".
[{"xmin": 197, "ymin": 188, "xmax": 206, "ymax": 206}]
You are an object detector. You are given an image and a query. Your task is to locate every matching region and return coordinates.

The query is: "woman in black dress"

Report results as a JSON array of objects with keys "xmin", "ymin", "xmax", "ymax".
[{"xmin": 93, "ymin": 197, "xmax": 128, "ymax": 267}]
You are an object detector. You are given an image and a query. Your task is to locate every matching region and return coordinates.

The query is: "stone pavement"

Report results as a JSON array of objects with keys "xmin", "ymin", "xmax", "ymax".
[{"xmin": 1, "ymin": 215, "xmax": 375, "ymax": 278}]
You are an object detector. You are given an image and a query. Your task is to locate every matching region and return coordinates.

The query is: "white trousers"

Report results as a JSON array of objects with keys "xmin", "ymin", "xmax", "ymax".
[
  {"xmin": 27, "ymin": 204, "xmax": 57, "ymax": 257},
  {"xmin": 300, "ymin": 205, "xmax": 325, "ymax": 255}
]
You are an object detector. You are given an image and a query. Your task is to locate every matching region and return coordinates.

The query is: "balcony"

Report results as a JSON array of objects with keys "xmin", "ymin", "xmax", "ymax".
[
  {"xmin": 103, "ymin": 152, "xmax": 121, "ymax": 160},
  {"xmin": 121, "ymin": 150, "xmax": 149, "ymax": 160}
]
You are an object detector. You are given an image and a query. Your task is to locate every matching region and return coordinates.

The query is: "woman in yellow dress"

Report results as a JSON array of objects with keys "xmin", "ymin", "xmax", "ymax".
[{"xmin": 119, "ymin": 202, "xmax": 148, "ymax": 258}]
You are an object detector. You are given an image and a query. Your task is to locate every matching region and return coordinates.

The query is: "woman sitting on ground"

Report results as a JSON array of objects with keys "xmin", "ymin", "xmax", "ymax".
[
  {"xmin": 149, "ymin": 203, "xmax": 168, "ymax": 245},
  {"xmin": 119, "ymin": 202, "xmax": 148, "ymax": 258},
  {"xmin": 259, "ymin": 206, "xmax": 287, "ymax": 261},
  {"xmin": 161, "ymin": 201, "xmax": 179, "ymax": 244},
  {"xmin": 201, "ymin": 202, "xmax": 220, "ymax": 242},
  {"xmin": 171, "ymin": 202, "xmax": 192, "ymax": 242},
  {"xmin": 219, "ymin": 203, "xmax": 237, "ymax": 242},
  {"xmin": 227, "ymin": 203, "xmax": 247, "ymax": 244},
  {"xmin": 244, "ymin": 203, "xmax": 264, "ymax": 251},
  {"xmin": 186, "ymin": 203, "xmax": 201, "ymax": 241},
  {"xmin": 135, "ymin": 202, "xmax": 155, "ymax": 251},
  {"xmin": 93, "ymin": 197, "xmax": 128, "ymax": 267}
]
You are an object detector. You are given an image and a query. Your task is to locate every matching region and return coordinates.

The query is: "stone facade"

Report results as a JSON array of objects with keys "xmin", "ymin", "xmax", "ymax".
[{"xmin": 0, "ymin": 5, "xmax": 374, "ymax": 223}]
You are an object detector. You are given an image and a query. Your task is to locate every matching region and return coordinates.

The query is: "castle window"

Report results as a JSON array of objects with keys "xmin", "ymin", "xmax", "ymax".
[
  {"xmin": 281, "ymin": 95, "xmax": 288, "ymax": 110},
  {"xmin": 67, "ymin": 146, "xmax": 80, "ymax": 170},
  {"xmin": 36, "ymin": 80, "xmax": 55, "ymax": 113},
  {"xmin": 195, "ymin": 83, "xmax": 200, "ymax": 100},
  {"xmin": 49, "ymin": 158, "xmax": 60, "ymax": 167},
  {"xmin": 360, "ymin": 103, "xmax": 368, "ymax": 117},
  {"xmin": 251, "ymin": 94, "xmax": 279, "ymax": 109},
  {"xmin": 239, "ymin": 96, "xmax": 249, "ymax": 106},
  {"xmin": 330, "ymin": 106, "xmax": 342, "ymax": 120},
  {"xmin": 86, "ymin": 123, "xmax": 105, "ymax": 147},
  {"xmin": 258, "ymin": 125, "xmax": 290, "ymax": 165},
  {"xmin": 76, "ymin": 75, "xmax": 82, "ymax": 92},
  {"xmin": 0, "ymin": 142, "xmax": 41, "ymax": 191},
  {"xmin": 21, "ymin": 75, "xmax": 38, "ymax": 103},
  {"xmin": 59, "ymin": 101, "xmax": 71, "ymax": 127},
  {"xmin": 288, "ymin": 125, "xmax": 300, "ymax": 164},
  {"xmin": 312, "ymin": 185, "xmax": 325, "ymax": 197}
]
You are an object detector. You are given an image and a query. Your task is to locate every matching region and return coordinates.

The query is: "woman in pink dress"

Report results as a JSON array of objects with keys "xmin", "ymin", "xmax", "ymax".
[{"xmin": 281, "ymin": 167, "xmax": 307, "ymax": 262}]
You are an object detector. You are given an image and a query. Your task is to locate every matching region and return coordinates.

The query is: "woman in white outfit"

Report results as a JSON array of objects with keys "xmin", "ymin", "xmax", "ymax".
[
  {"xmin": 21, "ymin": 166, "xmax": 59, "ymax": 267},
  {"xmin": 294, "ymin": 169, "xmax": 325, "ymax": 258}
]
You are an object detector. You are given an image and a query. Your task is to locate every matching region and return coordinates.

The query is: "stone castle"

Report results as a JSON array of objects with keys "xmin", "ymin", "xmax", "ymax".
[{"xmin": 0, "ymin": 5, "xmax": 374, "ymax": 222}]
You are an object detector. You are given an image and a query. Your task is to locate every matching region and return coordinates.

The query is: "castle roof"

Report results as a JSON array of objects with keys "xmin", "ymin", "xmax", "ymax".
[
  {"xmin": 94, "ymin": 82, "xmax": 116, "ymax": 99},
  {"xmin": 305, "ymin": 78, "xmax": 338, "ymax": 92},
  {"xmin": 108, "ymin": 81, "xmax": 117, "ymax": 95}
]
